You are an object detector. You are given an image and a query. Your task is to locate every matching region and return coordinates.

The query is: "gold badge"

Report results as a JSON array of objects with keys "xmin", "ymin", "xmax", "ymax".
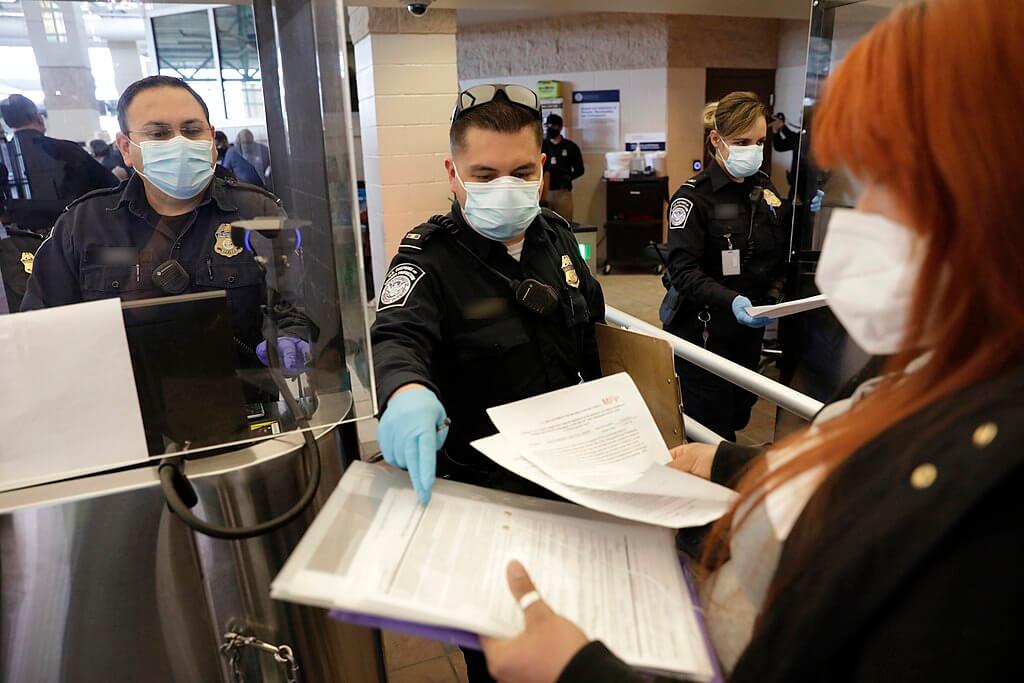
[
  {"xmin": 762, "ymin": 189, "xmax": 782, "ymax": 208},
  {"xmin": 20, "ymin": 252, "xmax": 34, "ymax": 274},
  {"xmin": 561, "ymin": 255, "xmax": 580, "ymax": 288},
  {"xmin": 214, "ymin": 223, "xmax": 242, "ymax": 258}
]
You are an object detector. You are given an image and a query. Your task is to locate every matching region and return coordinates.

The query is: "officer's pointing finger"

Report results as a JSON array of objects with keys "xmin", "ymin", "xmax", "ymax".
[
  {"xmin": 416, "ymin": 431, "xmax": 436, "ymax": 504},
  {"xmin": 405, "ymin": 437, "xmax": 425, "ymax": 504}
]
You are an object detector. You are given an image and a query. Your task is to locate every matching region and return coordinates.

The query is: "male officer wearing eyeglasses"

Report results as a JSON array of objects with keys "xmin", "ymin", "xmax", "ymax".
[
  {"xmin": 371, "ymin": 80, "xmax": 605, "ymax": 683},
  {"xmin": 22, "ymin": 75, "xmax": 307, "ymax": 374}
]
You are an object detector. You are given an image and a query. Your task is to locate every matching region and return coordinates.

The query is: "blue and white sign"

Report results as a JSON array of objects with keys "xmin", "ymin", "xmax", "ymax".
[{"xmin": 572, "ymin": 89, "xmax": 620, "ymax": 151}]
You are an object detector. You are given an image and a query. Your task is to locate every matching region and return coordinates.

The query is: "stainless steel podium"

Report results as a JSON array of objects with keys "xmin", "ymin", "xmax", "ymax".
[{"xmin": 0, "ymin": 405, "xmax": 384, "ymax": 683}]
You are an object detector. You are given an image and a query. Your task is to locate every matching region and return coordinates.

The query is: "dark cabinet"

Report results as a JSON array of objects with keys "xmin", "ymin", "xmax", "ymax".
[{"xmin": 602, "ymin": 176, "xmax": 668, "ymax": 274}]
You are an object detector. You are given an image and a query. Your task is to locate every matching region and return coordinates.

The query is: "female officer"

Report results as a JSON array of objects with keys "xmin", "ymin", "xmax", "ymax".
[{"xmin": 662, "ymin": 91, "xmax": 786, "ymax": 441}]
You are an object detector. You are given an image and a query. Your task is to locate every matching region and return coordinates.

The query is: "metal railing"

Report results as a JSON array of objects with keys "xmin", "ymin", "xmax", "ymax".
[{"xmin": 604, "ymin": 307, "xmax": 824, "ymax": 437}]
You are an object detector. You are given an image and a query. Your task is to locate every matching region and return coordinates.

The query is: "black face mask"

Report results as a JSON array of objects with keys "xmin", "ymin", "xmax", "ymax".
[{"xmin": 546, "ymin": 127, "xmax": 562, "ymax": 140}]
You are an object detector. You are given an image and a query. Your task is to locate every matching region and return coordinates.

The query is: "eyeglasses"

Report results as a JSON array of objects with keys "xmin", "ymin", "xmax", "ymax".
[
  {"xmin": 127, "ymin": 125, "xmax": 212, "ymax": 142},
  {"xmin": 451, "ymin": 84, "xmax": 541, "ymax": 124}
]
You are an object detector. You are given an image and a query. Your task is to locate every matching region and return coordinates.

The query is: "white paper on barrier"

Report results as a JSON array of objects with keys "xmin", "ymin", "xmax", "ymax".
[
  {"xmin": 486, "ymin": 373, "xmax": 669, "ymax": 490},
  {"xmin": 745, "ymin": 294, "xmax": 828, "ymax": 319},
  {"xmin": 0, "ymin": 299, "xmax": 148, "ymax": 491},
  {"xmin": 472, "ymin": 434, "xmax": 735, "ymax": 528}
]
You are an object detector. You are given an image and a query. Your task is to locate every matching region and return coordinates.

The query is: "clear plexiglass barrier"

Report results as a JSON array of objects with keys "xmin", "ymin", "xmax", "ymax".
[{"xmin": 0, "ymin": 0, "xmax": 373, "ymax": 491}]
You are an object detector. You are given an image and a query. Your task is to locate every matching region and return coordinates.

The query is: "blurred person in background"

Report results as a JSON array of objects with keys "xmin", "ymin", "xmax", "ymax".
[
  {"xmin": 540, "ymin": 113, "xmax": 584, "ymax": 222},
  {"xmin": 1, "ymin": 94, "xmax": 118, "ymax": 205},
  {"xmin": 235, "ymin": 128, "xmax": 271, "ymax": 189},
  {"xmin": 214, "ymin": 130, "xmax": 264, "ymax": 187},
  {"xmin": 88, "ymin": 138, "xmax": 129, "ymax": 182}
]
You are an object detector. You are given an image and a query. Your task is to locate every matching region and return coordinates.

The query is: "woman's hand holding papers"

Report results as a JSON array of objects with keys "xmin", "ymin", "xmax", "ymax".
[
  {"xmin": 481, "ymin": 561, "xmax": 588, "ymax": 683},
  {"xmin": 666, "ymin": 443, "xmax": 716, "ymax": 480}
]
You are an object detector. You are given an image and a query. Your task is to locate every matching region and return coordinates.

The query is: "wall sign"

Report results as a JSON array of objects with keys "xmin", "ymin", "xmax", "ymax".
[{"xmin": 572, "ymin": 90, "xmax": 620, "ymax": 151}]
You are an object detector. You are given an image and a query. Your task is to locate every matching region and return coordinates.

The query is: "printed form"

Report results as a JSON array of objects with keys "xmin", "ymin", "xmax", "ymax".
[
  {"xmin": 272, "ymin": 463, "xmax": 716, "ymax": 680},
  {"xmin": 478, "ymin": 373, "xmax": 735, "ymax": 527}
]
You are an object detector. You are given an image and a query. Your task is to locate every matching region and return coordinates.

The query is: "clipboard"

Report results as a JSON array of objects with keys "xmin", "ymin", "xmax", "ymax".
[{"xmin": 596, "ymin": 323, "xmax": 686, "ymax": 448}]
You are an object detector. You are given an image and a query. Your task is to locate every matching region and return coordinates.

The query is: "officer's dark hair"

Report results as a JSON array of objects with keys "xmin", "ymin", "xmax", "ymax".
[
  {"xmin": 546, "ymin": 113, "xmax": 563, "ymax": 127},
  {"xmin": 450, "ymin": 92, "xmax": 542, "ymax": 152},
  {"xmin": 214, "ymin": 131, "xmax": 229, "ymax": 144},
  {"xmin": 116, "ymin": 76, "xmax": 211, "ymax": 134},
  {"xmin": 1, "ymin": 94, "xmax": 40, "ymax": 129}
]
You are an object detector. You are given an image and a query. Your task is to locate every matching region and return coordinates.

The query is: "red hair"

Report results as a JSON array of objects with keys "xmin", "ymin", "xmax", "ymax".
[{"xmin": 703, "ymin": 0, "xmax": 1024, "ymax": 576}]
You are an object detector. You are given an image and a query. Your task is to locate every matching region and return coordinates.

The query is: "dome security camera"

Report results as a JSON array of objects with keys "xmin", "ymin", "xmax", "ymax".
[{"xmin": 407, "ymin": 1, "xmax": 433, "ymax": 17}]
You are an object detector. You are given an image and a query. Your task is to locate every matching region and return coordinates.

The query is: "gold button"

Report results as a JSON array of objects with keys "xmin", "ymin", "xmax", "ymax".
[
  {"xmin": 910, "ymin": 463, "xmax": 938, "ymax": 490},
  {"xmin": 973, "ymin": 422, "xmax": 998, "ymax": 448}
]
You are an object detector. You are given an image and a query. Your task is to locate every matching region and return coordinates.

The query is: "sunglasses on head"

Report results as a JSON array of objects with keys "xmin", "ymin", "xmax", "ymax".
[{"xmin": 451, "ymin": 84, "xmax": 542, "ymax": 123}]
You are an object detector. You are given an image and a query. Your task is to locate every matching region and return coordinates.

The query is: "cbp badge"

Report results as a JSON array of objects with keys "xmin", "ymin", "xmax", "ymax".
[
  {"xmin": 20, "ymin": 252, "xmax": 33, "ymax": 274},
  {"xmin": 561, "ymin": 255, "xmax": 580, "ymax": 288},
  {"xmin": 762, "ymin": 189, "xmax": 782, "ymax": 208},
  {"xmin": 214, "ymin": 224, "xmax": 242, "ymax": 258}
]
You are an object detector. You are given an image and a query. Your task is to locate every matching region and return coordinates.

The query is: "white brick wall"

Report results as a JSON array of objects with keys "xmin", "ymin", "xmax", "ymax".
[{"xmin": 355, "ymin": 32, "xmax": 459, "ymax": 297}]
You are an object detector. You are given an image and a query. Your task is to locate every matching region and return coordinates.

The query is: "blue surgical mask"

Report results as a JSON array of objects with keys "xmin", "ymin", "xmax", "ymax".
[
  {"xmin": 455, "ymin": 166, "xmax": 541, "ymax": 242},
  {"xmin": 131, "ymin": 136, "xmax": 215, "ymax": 200},
  {"xmin": 715, "ymin": 133, "xmax": 763, "ymax": 179}
]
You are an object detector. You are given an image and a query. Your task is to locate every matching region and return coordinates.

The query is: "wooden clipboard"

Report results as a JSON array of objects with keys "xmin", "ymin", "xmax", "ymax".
[{"xmin": 595, "ymin": 323, "xmax": 686, "ymax": 448}]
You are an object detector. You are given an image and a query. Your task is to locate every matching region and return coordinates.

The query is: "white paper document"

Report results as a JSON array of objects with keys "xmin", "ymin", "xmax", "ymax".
[
  {"xmin": 473, "ymin": 434, "xmax": 734, "ymax": 528},
  {"xmin": 0, "ymin": 299, "xmax": 149, "ymax": 491},
  {"xmin": 272, "ymin": 462, "xmax": 716, "ymax": 681},
  {"xmin": 745, "ymin": 294, "xmax": 828, "ymax": 319},
  {"xmin": 486, "ymin": 373, "xmax": 673, "ymax": 489},
  {"xmin": 478, "ymin": 373, "xmax": 735, "ymax": 527}
]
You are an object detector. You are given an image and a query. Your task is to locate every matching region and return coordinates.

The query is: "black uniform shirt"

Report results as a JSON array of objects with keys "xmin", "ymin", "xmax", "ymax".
[
  {"xmin": 542, "ymin": 137, "xmax": 585, "ymax": 191},
  {"xmin": 665, "ymin": 161, "xmax": 789, "ymax": 318},
  {"xmin": 371, "ymin": 205, "xmax": 605, "ymax": 473},
  {"xmin": 21, "ymin": 173, "xmax": 292, "ymax": 349}
]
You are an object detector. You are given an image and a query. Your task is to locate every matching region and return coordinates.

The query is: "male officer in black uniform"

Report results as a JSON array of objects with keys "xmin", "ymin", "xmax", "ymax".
[
  {"xmin": 662, "ymin": 124, "xmax": 788, "ymax": 442},
  {"xmin": 371, "ymin": 81, "xmax": 604, "ymax": 683},
  {"xmin": 22, "ymin": 75, "xmax": 305, "ymax": 372},
  {"xmin": 540, "ymin": 113, "xmax": 584, "ymax": 221}
]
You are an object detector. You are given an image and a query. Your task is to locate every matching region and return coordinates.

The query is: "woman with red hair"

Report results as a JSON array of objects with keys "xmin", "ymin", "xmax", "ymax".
[{"xmin": 480, "ymin": 1, "xmax": 1024, "ymax": 680}]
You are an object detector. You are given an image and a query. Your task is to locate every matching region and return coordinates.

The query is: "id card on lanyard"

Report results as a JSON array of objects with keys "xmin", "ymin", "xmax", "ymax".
[{"xmin": 722, "ymin": 249, "xmax": 741, "ymax": 276}]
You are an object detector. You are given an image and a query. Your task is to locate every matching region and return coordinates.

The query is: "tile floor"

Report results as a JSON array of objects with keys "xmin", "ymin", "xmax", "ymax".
[
  {"xmin": 382, "ymin": 632, "xmax": 468, "ymax": 683},
  {"xmin": 375, "ymin": 272, "xmax": 779, "ymax": 680}
]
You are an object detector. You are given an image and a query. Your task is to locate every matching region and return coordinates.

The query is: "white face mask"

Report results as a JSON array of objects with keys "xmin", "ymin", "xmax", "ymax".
[
  {"xmin": 815, "ymin": 208, "xmax": 925, "ymax": 355},
  {"xmin": 715, "ymin": 132, "xmax": 763, "ymax": 178},
  {"xmin": 454, "ymin": 166, "xmax": 541, "ymax": 242}
]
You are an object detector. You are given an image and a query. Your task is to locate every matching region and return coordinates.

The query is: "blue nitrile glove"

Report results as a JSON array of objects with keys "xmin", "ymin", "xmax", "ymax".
[
  {"xmin": 809, "ymin": 189, "xmax": 825, "ymax": 213},
  {"xmin": 732, "ymin": 295, "xmax": 773, "ymax": 328},
  {"xmin": 378, "ymin": 386, "xmax": 449, "ymax": 504},
  {"xmin": 257, "ymin": 337, "xmax": 310, "ymax": 376}
]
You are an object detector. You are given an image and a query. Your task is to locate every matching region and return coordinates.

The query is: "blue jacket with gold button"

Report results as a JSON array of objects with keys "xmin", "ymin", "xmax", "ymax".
[{"xmin": 21, "ymin": 173, "xmax": 295, "ymax": 353}]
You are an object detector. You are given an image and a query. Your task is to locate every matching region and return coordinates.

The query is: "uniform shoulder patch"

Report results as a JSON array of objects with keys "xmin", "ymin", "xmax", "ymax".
[
  {"xmin": 399, "ymin": 222, "xmax": 444, "ymax": 252},
  {"xmin": 668, "ymin": 197, "xmax": 694, "ymax": 229},
  {"xmin": 63, "ymin": 182, "xmax": 124, "ymax": 212},
  {"xmin": 377, "ymin": 263, "xmax": 426, "ymax": 311}
]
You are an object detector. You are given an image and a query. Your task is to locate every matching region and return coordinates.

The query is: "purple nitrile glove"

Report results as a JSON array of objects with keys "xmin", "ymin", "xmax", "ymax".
[{"xmin": 256, "ymin": 336, "xmax": 310, "ymax": 376}]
